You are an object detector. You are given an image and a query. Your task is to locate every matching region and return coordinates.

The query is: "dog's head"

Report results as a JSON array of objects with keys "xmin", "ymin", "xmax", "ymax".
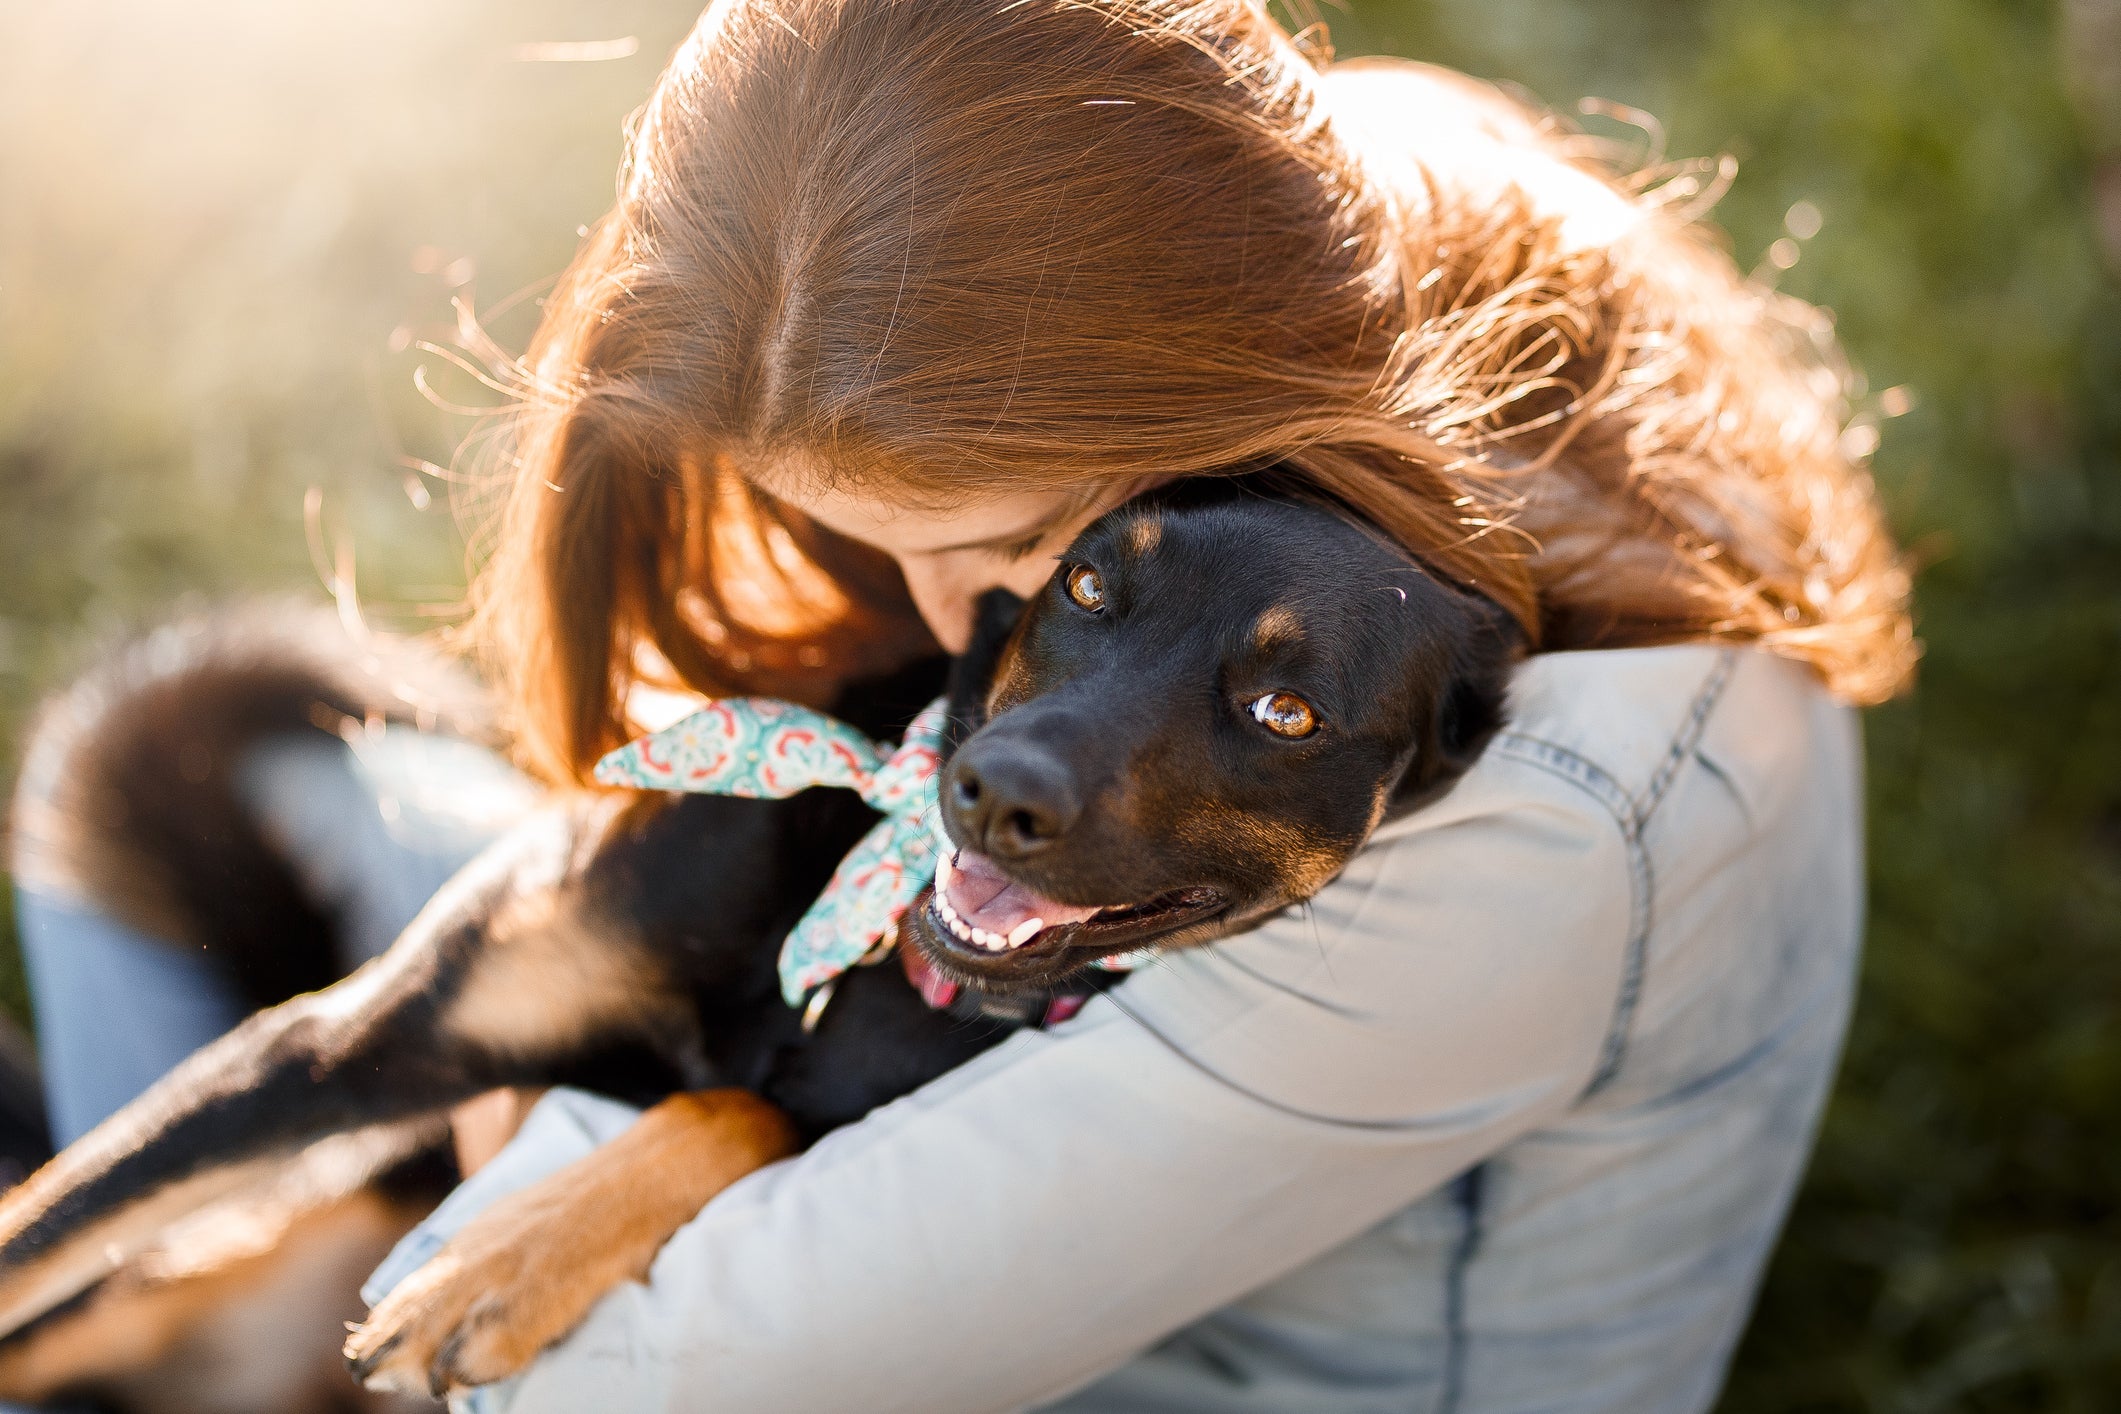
[{"xmin": 904, "ymin": 483, "xmax": 1521, "ymax": 993}]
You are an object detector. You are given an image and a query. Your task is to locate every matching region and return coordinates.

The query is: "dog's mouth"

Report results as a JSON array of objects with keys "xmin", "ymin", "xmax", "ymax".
[{"xmin": 916, "ymin": 844, "xmax": 1226, "ymax": 983}]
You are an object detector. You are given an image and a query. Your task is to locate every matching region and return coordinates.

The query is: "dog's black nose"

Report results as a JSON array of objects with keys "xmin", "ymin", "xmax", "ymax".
[{"xmin": 944, "ymin": 745, "xmax": 1081, "ymax": 859}]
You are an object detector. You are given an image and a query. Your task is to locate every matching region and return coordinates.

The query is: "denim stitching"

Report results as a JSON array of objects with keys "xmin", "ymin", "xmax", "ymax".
[
  {"xmin": 1489, "ymin": 731, "xmax": 1648, "ymax": 1099},
  {"xmin": 1490, "ymin": 650, "xmax": 1739, "ymax": 1096},
  {"xmin": 1438, "ymin": 1162, "xmax": 1488, "ymax": 1414},
  {"xmin": 1638, "ymin": 652, "xmax": 1737, "ymax": 823},
  {"xmin": 1422, "ymin": 655, "xmax": 1740, "ymax": 1411},
  {"xmin": 1581, "ymin": 652, "xmax": 1737, "ymax": 1094},
  {"xmin": 1488, "ymin": 734, "xmax": 1636, "ymax": 827}
]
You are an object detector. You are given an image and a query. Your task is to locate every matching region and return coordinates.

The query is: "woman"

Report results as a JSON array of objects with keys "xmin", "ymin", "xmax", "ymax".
[
  {"xmin": 415, "ymin": 2, "xmax": 1911, "ymax": 1408},
  {"xmin": 17, "ymin": 0, "xmax": 1913, "ymax": 1410}
]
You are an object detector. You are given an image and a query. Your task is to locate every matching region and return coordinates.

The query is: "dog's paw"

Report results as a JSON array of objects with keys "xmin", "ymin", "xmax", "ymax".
[
  {"xmin": 343, "ymin": 1228, "xmax": 587, "ymax": 1397},
  {"xmin": 344, "ymin": 1090, "xmax": 797, "ymax": 1397}
]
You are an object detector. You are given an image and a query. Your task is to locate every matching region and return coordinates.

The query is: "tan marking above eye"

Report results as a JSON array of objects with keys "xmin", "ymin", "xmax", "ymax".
[
  {"xmin": 1124, "ymin": 516, "xmax": 1162, "ymax": 558},
  {"xmin": 1064, "ymin": 564, "xmax": 1106, "ymax": 611},
  {"xmin": 1251, "ymin": 607, "xmax": 1302, "ymax": 651},
  {"xmin": 1249, "ymin": 691, "xmax": 1318, "ymax": 738}
]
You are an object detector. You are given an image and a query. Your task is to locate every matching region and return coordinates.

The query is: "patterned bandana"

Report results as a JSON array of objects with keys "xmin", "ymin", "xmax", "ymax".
[
  {"xmin": 593, "ymin": 696, "xmax": 950, "ymax": 1006},
  {"xmin": 595, "ymin": 696, "xmax": 1151, "ymax": 1012}
]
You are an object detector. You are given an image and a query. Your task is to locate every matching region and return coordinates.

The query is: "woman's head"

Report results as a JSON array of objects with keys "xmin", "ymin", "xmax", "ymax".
[{"xmin": 472, "ymin": 0, "xmax": 1913, "ymax": 784}]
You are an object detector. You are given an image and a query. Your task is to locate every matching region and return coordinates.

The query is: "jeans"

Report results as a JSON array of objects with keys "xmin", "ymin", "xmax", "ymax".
[{"xmin": 14, "ymin": 726, "xmax": 532, "ymax": 1146}]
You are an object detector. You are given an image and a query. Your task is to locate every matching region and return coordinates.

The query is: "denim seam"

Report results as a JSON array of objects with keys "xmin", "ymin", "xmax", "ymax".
[
  {"xmin": 1421, "ymin": 655, "xmax": 1740, "ymax": 1411},
  {"xmin": 1491, "ymin": 650, "xmax": 1739, "ymax": 1098},
  {"xmin": 1437, "ymin": 1161, "xmax": 1488, "ymax": 1414},
  {"xmin": 1637, "ymin": 652, "xmax": 1738, "ymax": 825}
]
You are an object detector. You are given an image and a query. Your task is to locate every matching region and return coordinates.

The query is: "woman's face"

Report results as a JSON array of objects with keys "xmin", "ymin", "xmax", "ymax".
[{"xmin": 767, "ymin": 477, "xmax": 1148, "ymax": 653}]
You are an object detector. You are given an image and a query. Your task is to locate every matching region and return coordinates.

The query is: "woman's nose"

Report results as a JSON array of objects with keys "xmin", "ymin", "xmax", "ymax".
[
  {"xmin": 897, "ymin": 552, "xmax": 1059, "ymax": 655},
  {"xmin": 896, "ymin": 557, "xmax": 978, "ymax": 654}
]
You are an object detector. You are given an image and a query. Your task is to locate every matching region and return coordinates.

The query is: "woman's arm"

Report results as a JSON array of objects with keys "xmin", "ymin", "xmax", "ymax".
[{"xmin": 466, "ymin": 740, "xmax": 1633, "ymax": 1414}]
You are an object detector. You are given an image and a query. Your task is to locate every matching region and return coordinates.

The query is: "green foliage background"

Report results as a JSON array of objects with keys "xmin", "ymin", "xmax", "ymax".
[{"xmin": 1, "ymin": 1, "xmax": 2114, "ymax": 1407}]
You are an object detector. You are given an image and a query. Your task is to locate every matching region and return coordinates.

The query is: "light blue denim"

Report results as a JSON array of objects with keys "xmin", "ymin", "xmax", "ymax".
[
  {"xmin": 11, "ymin": 727, "xmax": 532, "ymax": 1147},
  {"xmin": 14, "ymin": 892, "xmax": 249, "ymax": 1150},
  {"xmin": 356, "ymin": 646, "xmax": 1864, "ymax": 1414}
]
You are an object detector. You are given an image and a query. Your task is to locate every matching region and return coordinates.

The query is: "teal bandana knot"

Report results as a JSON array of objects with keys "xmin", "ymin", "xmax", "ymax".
[{"xmin": 593, "ymin": 697, "xmax": 950, "ymax": 1006}]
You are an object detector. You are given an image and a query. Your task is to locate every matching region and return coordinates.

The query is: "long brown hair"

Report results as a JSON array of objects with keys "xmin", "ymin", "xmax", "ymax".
[{"xmin": 469, "ymin": 0, "xmax": 1914, "ymax": 785}]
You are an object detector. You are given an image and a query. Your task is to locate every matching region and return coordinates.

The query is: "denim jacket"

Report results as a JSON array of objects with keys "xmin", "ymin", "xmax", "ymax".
[{"xmin": 377, "ymin": 644, "xmax": 1862, "ymax": 1414}]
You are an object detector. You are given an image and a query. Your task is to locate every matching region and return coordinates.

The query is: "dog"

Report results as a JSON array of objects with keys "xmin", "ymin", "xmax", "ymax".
[{"xmin": 0, "ymin": 481, "xmax": 1519, "ymax": 1401}]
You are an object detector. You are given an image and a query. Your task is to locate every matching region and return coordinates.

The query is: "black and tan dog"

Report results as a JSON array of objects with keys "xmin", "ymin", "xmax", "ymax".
[{"xmin": 0, "ymin": 482, "xmax": 1518, "ymax": 1401}]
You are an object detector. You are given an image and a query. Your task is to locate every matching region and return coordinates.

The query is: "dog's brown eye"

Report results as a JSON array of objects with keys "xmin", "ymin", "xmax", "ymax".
[
  {"xmin": 1064, "ymin": 564, "xmax": 1106, "ymax": 612},
  {"xmin": 1249, "ymin": 691, "xmax": 1317, "ymax": 739}
]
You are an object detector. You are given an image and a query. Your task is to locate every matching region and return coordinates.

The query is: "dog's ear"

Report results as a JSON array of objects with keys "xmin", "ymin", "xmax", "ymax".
[
  {"xmin": 942, "ymin": 589, "xmax": 1027, "ymax": 751},
  {"xmin": 1388, "ymin": 591, "xmax": 1522, "ymax": 817}
]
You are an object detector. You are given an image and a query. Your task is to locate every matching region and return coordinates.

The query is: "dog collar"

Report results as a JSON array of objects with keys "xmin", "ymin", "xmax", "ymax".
[
  {"xmin": 898, "ymin": 942, "xmax": 1094, "ymax": 1030},
  {"xmin": 593, "ymin": 695, "xmax": 1145, "ymax": 1009}
]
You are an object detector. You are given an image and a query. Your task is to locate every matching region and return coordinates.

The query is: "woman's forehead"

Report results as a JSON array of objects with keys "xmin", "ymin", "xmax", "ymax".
[
  {"xmin": 745, "ymin": 444, "xmax": 1161, "ymax": 560},
  {"xmin": 763, "ymin": 475, "xmax": 1092, "ymax": 558}
]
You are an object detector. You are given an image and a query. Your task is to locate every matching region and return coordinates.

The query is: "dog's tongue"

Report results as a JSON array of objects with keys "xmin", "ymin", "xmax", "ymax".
[{"xmin": 940, "ymin": 848, "xmax": 1101, "ymax": 940}]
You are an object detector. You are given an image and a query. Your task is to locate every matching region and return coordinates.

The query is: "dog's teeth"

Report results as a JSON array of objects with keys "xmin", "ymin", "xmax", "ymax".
[{"xmin": 932, "ymin": 856, "xmax": 1041, "ymax": 954}]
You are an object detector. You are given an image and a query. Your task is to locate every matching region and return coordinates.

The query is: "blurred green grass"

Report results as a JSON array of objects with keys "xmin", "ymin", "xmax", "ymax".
[{"xmin": 1, "ymin": 1, "xmax": 2114, "ymax": 1407}]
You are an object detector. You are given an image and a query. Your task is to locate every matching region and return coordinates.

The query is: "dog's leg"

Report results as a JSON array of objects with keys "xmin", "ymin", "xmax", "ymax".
[
  {"xmin": 345, "ymin": 1089, "xmax": 798, "ymax": 1397},
  {"xmin": 0, "ymin": 802, "xmax": 690, "ymax": 1339},
  {"xmin": 0, "ymin": 1181, "xmax": 439, "ymax": 1414}
]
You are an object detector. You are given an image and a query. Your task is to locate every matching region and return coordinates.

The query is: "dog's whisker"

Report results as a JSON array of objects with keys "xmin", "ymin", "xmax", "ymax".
[{"xmin": 1303, "ymin": 901, "xmax": 1340, "ymax": 988}]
